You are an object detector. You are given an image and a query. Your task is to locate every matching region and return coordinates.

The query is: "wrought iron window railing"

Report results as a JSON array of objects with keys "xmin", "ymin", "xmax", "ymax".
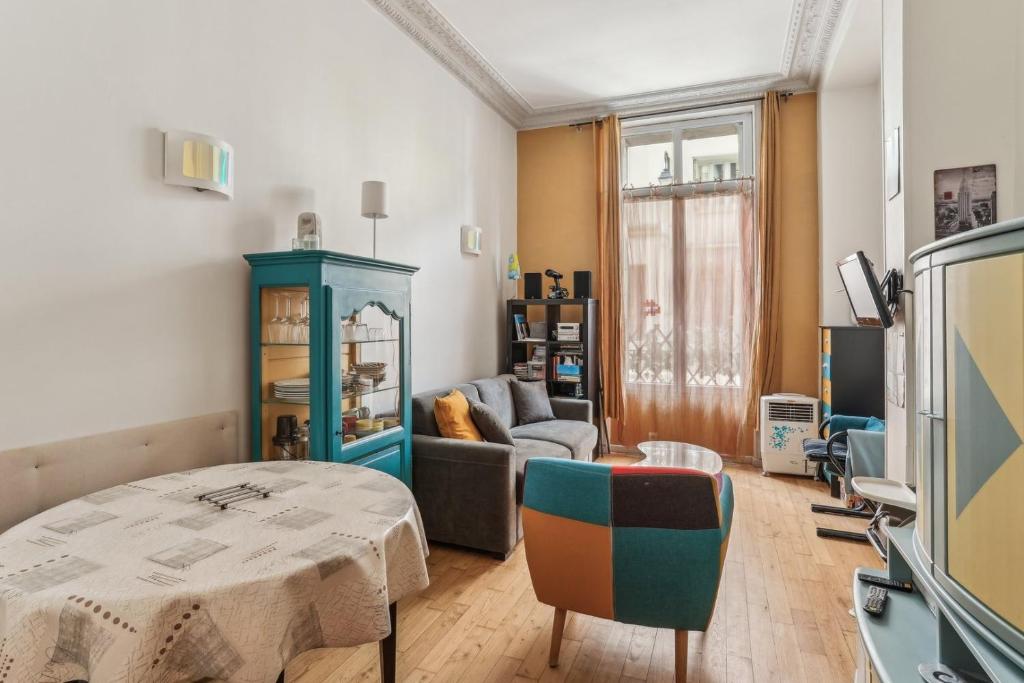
[{"xmin": 626, "ymin": 325, "xmax": 744, "ymax": 388}]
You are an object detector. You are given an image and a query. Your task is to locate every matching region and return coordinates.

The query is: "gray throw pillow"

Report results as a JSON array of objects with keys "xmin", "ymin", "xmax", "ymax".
[
  {"xmin": 469, "ymin": 400, "xmax": 515, "ymax": 445},
  {"xmin": 510, "ymin": 379, "xmax": 556, "ymax": 425}
]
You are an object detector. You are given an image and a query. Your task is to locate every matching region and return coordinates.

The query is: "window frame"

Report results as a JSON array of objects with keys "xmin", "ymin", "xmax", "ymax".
[{"xmin": 620, "ymin": 103, "xmax": 759, "ymax": 196}]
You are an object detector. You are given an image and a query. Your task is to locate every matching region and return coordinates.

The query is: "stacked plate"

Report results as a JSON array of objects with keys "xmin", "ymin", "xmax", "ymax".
[
  {"xmin": 352, "ymin": 362, "xmax": 387, "ymax": 383},
  {"xmin": 273, "ymin": 378, "xmax": 309, "ymax": 403}
]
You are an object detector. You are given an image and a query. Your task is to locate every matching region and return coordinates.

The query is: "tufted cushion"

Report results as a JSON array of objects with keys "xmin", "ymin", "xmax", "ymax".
[
  {"xmin": 512, "ymin": 438, "xmax": 571, "ymax": 502},
  {"xmin": 411, "ymin": 383, "xmax": 480, "ymax": 437},
  {"xmin": 510, "ymin": 419, "xmax": 598, "ymax": 459},
  {"xmin": 510, "ymin": 379, "xmax": 556, "ymax": 425},
  {"xmin": 471, "ymin": 376, "xmax": 518, "ymax": 428},
  {"xmin": 469, "ymin": 400, "xmax": 515, "ymax": 445},
  {"xmin": 433, "ymin": 390, "xmax": 483, "ymax": 441}
]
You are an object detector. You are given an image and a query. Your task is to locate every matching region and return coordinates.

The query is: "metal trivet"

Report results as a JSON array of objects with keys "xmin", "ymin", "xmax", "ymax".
[{"xmin": 195, "ymin": 482, "xmax": 271, "ymax": 509}]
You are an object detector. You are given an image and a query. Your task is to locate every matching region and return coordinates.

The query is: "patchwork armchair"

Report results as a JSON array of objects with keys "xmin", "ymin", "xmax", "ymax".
[{"xmin": 521, "ymin": 458, "xmax": 734, "ymax": 682}]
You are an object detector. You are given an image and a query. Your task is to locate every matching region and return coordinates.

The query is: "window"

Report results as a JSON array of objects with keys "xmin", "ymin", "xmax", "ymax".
[
  {"xmin": 619, "ymin": 106, "xmax": 757, "ymax": 389},
  {"xmin": 621, "ymin": 110, "xmax": 754, "ymax": 191}
]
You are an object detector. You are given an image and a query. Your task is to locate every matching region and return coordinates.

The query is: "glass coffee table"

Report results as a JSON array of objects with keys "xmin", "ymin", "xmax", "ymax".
[{"xmin": 635, "ymin": 440, "xmax": 724, "ymax": 488}]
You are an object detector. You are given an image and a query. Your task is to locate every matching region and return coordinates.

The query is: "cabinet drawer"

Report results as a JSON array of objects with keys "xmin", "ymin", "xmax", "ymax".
[{"xmin": 352, "ymin": 445, "xmax": 402, "ymax": 479}]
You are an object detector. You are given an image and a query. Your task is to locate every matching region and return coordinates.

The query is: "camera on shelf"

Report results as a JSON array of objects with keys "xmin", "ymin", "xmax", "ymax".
[{"xmin": 545, "ymin": 269, "xmax": 569, "ymax": 299}]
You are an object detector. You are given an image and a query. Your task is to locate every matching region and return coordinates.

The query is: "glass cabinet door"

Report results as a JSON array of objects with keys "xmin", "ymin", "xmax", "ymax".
[
  {"xmin": 259, "ymin": 286, "xmax": 312, "ymax": 460},
  {"xmin": 337, "ymin": 303, "xmax": 403, "ymax": 449}
]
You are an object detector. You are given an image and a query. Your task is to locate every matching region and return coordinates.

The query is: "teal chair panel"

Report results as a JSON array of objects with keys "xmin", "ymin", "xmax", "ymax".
[
  {"xmin": 612, "ymin": 527, "xmax": 723, "ymax": 630},
  {"xmin": 522, "ymin": 458, "xmax": 611, "ymax": 526}
]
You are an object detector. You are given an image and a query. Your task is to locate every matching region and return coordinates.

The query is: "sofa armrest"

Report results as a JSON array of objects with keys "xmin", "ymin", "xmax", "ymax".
[
  {"xmin": 549, "ymin": 397, "xmax": 593, "ymax": 423},
  {"xmin": 411, "ymin": 434, "xmax": 517, "ymax": 556},
  {"xmin": 412, "ymin": 434, "xmax": 515, "ymax": 465}
]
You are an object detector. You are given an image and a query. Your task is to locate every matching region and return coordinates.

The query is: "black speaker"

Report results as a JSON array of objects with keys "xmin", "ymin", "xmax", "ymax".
[
  {"xmin": 524, "ymin": 272, "xmax": 542, "ymax": 299},
  {"xmin": 573, "ymin": 270, "xmax": 592, "ymax": 299}
]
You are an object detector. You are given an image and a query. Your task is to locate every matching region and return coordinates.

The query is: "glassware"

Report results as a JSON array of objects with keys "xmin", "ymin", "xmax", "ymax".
[
  {"xmin": 368, "ymin": 327, "xmax": 385, "ymax": 342},
  {"xmin": 268, "ymin": 293, "xmax": 285, "ymax": 344},
  {"xmin": 354, "ymin": 323, "xmax": 369, "ymax": 342},
  {"xmin": 286, "ymin": 295, "xmax": 302, "ymax": 344},
  {"xmin": 298, "ymin": 296, "xmax": 310, "ymax": 344}
]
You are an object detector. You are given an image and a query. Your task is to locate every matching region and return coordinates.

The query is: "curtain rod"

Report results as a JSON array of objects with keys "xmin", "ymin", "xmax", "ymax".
[{"xmin": 568, "ymin": 91, "xmax": 793, "ymax": 128}]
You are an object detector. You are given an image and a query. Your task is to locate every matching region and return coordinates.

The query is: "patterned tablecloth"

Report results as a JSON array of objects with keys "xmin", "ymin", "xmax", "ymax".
[{"xmin": 0, "ymin": 460, "xmax": 430, "ymax": 683}]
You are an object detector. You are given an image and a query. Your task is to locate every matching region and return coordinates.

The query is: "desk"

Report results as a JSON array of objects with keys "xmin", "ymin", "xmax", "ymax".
[{"xmin": 0, "ymin": 460, "xmax": 429, "ymax": 682}]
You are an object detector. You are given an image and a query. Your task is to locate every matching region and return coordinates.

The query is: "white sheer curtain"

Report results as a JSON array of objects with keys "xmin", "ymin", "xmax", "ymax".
[{"xmin": 621, "ymin": 181, "xmax": 756, "ymax": 456}]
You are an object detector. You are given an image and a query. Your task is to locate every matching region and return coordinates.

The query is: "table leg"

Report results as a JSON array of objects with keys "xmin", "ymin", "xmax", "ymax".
[{"xmin": 378, "ymin": 601, "xmax": 398, "ymax": 683}]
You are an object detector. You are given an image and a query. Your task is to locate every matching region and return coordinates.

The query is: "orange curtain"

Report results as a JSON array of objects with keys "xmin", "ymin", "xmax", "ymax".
[
  {"xmin": 619, "ymin": 183, "xmax": 757, "ymax": 456},
  {"xmin": 595, "ymin": 116, "xmax": 624, "ymax": 436},
  {"xmin": 746, "ymin": 92, "xmax": 783, "ymax": 435}
]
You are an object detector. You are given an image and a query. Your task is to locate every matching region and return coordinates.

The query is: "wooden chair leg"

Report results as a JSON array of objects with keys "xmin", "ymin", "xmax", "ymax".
[
  {"xmin": 549, "ymin": 607, "xmax": 567, "ymax": 667},
  {"xmin": 674, "ymin": 630, "xmax": 688, "ymax": 683}
]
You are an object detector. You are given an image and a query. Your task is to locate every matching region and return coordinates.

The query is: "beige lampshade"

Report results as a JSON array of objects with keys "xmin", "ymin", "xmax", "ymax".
[{"xmin": 361, "ymin": 181, "xmax": 388, "ymax": 219}]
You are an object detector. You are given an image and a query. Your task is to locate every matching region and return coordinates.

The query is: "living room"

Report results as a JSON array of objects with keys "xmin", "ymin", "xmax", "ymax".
[{"xmin": 2, "ymin": 1, "xmax": 1024, "ymax": 682}]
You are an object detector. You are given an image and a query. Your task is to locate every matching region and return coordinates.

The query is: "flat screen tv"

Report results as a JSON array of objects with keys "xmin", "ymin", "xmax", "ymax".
[{"xmin": 837, "ymin": 251, "xmax": 893, "ymax": 328}]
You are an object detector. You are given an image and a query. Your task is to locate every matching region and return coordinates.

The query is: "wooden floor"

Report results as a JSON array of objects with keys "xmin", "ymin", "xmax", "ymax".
[{"xmin": 287, "ymin": 464, "xmax": 880, "ymax": 683}]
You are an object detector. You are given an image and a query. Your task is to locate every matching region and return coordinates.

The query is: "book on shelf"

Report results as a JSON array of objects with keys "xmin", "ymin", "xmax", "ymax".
[
  {"xmin": 551, "ymin": 348, "xmax": 583, "ymax": 383},
  {"xmin": 513, "ymin": 360, "xmax": 545, "ymax": 381},
  {"xmin": 512, "ymin": 313, "xmax": 528, "ymax": 341}
]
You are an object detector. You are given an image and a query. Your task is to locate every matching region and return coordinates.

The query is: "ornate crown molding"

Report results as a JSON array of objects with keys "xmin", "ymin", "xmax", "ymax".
[
  {"xmin": 369, "ymin": 0, "xmax": 847, "ymax": 129},
  {"xmin": 367, "ymin": 0, "xmax": 530, "ymax": 126}
]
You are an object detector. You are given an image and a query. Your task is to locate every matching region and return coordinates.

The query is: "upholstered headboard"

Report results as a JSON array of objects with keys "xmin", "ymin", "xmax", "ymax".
[{"xmin": 0, "ymin": 411, "xmax": 239, "ymax": 532}]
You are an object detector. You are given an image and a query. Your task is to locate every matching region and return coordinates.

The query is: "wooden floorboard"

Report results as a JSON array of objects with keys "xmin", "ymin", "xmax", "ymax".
[{"xmin": 287, "ymin": 464, "xmax": 880, "ymax": 682}]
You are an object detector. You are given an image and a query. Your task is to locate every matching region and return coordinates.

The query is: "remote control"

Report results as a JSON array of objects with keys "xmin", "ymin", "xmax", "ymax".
[
  {"xmin": 863, "ymin": 586, "xmax": 888, "ymax": 616},
  {"xmin": 858, "ymin": 573, "xmax": 913, "ymax": 593}
]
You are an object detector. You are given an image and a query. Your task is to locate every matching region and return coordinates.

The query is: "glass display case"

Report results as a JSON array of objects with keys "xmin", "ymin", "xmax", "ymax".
[{"xmin": 245, "ymin": 250, "xmax": 418, "ymax": 486}]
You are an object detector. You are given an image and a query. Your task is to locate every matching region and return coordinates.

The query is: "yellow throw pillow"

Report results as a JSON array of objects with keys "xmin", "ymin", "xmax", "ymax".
[{"xmin": 434, "ymin": 389, "xmax": 484, "ymax": 441}]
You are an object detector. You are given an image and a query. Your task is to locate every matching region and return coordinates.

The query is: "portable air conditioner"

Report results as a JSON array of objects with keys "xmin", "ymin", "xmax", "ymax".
[{"xmin": 759, "ymin": 394, "xmax": 819, "ymax": 476}]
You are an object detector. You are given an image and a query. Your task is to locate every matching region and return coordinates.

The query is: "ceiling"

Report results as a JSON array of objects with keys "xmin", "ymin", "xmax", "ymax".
[
  {"xmin": 820, "ymin": 0, "xmax": 881, "ymax": 89},
  {"xmin": 370, "ymin": 0, "xmax": 851, "ymax": 128}
]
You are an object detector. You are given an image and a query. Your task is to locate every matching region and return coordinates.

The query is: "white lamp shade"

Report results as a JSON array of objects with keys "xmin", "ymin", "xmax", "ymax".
[{"xmin": 361, "ymin": 181, "xmax": 388, "ymax": 219}]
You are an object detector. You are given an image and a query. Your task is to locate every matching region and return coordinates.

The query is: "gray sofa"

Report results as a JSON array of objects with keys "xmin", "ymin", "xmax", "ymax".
[{"xmin": 411, "ymin": 374, "xmax": 598, "ymax": 559}]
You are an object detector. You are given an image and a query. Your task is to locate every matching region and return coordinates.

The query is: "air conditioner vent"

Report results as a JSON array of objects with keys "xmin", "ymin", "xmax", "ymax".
[{"xmin": 767, "ymin": 402, "xmax": 815, "ymax": 423}]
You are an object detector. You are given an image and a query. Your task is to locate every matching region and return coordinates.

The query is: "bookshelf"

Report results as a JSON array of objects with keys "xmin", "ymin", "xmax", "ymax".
[{"xmin": 505, "ymin": 298, "xmax": 599, "ymax": 409}]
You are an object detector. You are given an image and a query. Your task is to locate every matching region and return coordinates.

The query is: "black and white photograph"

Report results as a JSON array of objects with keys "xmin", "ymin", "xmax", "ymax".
[{"xmin": 934, "ymin": 164, "xmax": 997, "ymax": 239}]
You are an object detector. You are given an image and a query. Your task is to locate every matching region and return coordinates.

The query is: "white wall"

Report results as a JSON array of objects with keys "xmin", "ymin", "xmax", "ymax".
[
  {"xmin": 818, "ymin": 83, "xmax": 883, "ymax": 325},
  {"xmin": 881, "ymin": 0, "xmax": 1024, "ymax": 482},
  {"xmin": 0, "ymin": 1, "xmax": 517, "ymax": 452}
]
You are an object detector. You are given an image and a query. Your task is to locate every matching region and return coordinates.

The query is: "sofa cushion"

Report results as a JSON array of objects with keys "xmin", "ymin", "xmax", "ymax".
[
  {"xmin": 472, "ymin": 376, "xmax": 517, "ymax": 428},
  {"xmin": 513, "ymin": 438, "xmax": 571, "ymax": 502},
  {"xmin": 470, "ymin": 400, "xmax": 515, "ymax": 445},
  {"xmin": 510, "ymin": 379, "xmax": 555, "ymax": 425},
  {"xmin": 412, "ymin": 383, "xmax": 480, "ymax": 437},
  {"xmin": 510, "ymin": 420, "xmax": 598, "ymax": 459},
  {"xmin": 434, "ymin": 390, "xmax": 484, "ymax": 441}
]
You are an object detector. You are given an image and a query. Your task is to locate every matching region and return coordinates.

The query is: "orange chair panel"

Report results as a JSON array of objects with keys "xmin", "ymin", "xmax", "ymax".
[{"xmin": 522, "ymin": 507, "xmax": 614, "ymax": 619}]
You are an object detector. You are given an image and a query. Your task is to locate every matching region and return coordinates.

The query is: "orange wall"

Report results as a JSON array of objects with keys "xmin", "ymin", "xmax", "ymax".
[
  {"xmin": 516, "ymin": 125, "xmax": 599, "ymax": 299},
  {"xmin": 516, "ymin": 95, "xmax": 821, "ymax": 396},
  {"xmin": 777, "ymin": 93, "xmax": 821, "ymax": 396}
]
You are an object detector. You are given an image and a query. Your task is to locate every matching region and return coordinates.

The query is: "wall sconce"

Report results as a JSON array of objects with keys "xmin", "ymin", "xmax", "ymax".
[
  {"xmin": 163, "ymin": 130, "xmax": 234, "ymax": 198},
  {"xmin": 461, "ymin": 225, "xmax": 482, "ymax": 255}
]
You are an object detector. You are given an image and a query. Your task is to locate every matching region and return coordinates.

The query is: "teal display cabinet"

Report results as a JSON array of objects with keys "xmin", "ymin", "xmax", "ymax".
[{"xmin": 244, "ymin": 250, "xmax": 418, "ymax": 486}]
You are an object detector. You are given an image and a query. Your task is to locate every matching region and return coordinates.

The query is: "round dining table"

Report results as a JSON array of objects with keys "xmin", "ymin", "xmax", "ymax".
[{"xmin": 0, "ymin": 460, "xmax": 430, "ymax": 683}]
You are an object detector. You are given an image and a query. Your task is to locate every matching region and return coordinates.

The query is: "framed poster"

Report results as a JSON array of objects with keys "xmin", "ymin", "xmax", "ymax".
[{"xmin": 934, "ymin": 164, "xmax": 997, "ymax": 239}]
